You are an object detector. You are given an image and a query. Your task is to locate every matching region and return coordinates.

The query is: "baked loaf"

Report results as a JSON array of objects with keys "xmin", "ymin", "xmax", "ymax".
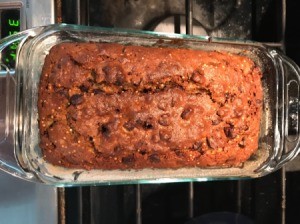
[{"xmin": 38, "ymin": 42, "xmax": 263, "ymax": 170}]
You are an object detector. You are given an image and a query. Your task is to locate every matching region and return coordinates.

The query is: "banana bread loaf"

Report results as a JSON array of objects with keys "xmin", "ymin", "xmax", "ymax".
[{"xmin": 38, "ymin": 42, "xmax": 263, "ymax": 170}]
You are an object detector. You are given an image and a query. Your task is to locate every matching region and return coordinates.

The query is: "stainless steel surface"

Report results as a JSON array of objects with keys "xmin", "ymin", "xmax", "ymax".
[
  {"xmin": 0, "ymin": 1, "xmax": 57, "ymax": 224},
  {"xmin": 0, "ymin": 0, "xmax": 54, "ymax": 28},
  {"xmin": 0, "ymin": 171, "xmax": 57, "ymax": 224},
  {"xmin": 25, "ymin": 0, "xmax": 55, "ymax": 28}
]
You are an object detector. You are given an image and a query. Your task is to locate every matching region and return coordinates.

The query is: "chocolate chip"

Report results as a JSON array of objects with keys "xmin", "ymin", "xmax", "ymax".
[
  {"xmin": 93, "ymin": 89, "xmax": 103, "ymax": 95},
  {"xmin": 174, "ymin": 149, "xmax": 184, "ymax": 157},
  {"xmin": 224, "ymin": 93, "xmax": 229, "ymax": 102},
  {"xmin": 171, "ymin": 98, "xmax": 176, "ymax": 107},
  {"xmin": 114, "ymin": 145, "xmax": 123, "ymax": 153},
  {"xmin": 102, "ymin": 65, "xmax": 110, "ymax": 75},
  {"xmin": 144, "ymin": 121, "xmax": 153, "ymax": 129},
  {"xmin": 70, "ymin": 94, "xmax": 83, "ymax": 105},
  {"xmin": 103, "ymin": 65, "xmax": 124, "ymax": 85},
  {"xmin": 142, "ymin": 88, "xmax": 150, "ymax": 93},
  {"xmin": 181, "ymin": 107, "xmax": 193, "ymax": 120},
  {"xmin": 149, "ymin": 154, "xmax": 160, "ymax": 163},
  {"xmin": 123, "ymin": 121, "xmax": 135, "ymax": 131},
  {"xmin": 137, "ymin": 118, "xmax": 154, "ymax": 130},
  {"xmin": 121, "ymin": 155, "xmax": 135, "ymax": 164},
  {"xmin": 139, "ymin": 149, "xmax": 147, "ymax": 155},
  {"xmin": 115, "ymin": 74, "xmax": 124, "ymax": 86},
  {"xmin": 159, "ymin": 130, "xmax": 172, "ymax": 141},
  {"xmin": 100, "ymin": 124, "xmax": 110, "ymax": 137},
  {"xmin": 224, "ymin": 126, "xmax": 237, "ymax": 139},
  {"xmin": 72, "ymin": 171, "xmax": 83, "ymax": 181},
  {"xmin": 206, "ymin": 137, "xmax": 217, "ymax": 149},
  {"xmin": 225, "ymin": 93, "xmax": 235, "ymax": 103},
  {"xmin": 79, "ymin": 85, "xmax": 89, "ymax": 92},
  {"xmin": 91, "ymin": 69, "xmax": 97, "ymax": 80},
  {"xmin": 192, "ymin": 141, "xmax": 202, "ymax": 151},
  {"xmin": 43, "ymin": 130, "xmax": 49, "ymax": 138},
  {"xmin": 248, "ymin": 153, "xmax": 258, "ymax": 161},
  {"xmin": 158, "ymin": 114, "xmax": 171, "ymax": 126},
  {"xmin": 56, "ymin": 88, "xmax": 69, "ymax": 98}
]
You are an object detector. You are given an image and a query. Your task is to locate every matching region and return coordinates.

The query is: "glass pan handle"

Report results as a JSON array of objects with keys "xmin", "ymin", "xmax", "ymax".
[
  {"xmin": 270, "ymin": 51, "xmax": 300, "ymax": 171},
  {"xmin": 0, "ymin": 64, "xmax": 13, "ymax": 143},
  {"xmin": 0, "ymin": 31, "xmax": 37, "ymax": 181}
]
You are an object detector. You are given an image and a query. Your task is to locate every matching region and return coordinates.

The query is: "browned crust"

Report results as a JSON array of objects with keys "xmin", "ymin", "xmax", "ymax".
[{"xmin": 38, "ymin": 42, "xmax": 263, "ymax": 170}]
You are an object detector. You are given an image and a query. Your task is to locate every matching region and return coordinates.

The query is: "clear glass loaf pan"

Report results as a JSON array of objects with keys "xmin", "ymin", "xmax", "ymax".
[{"xmin": 0, "ymin": 24, "xmax": 300, "ymax": 186}]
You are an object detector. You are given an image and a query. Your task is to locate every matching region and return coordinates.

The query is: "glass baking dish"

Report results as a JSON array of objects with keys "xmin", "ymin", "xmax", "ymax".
[{"xmin": 0, "ymin": 24, "xmax": 300, "ymax": 186}]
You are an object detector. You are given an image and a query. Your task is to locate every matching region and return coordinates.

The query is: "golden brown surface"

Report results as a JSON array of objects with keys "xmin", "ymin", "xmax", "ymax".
[{"xmin": 38, "ymin": 42, "xmax": 263, "ymax": 170}]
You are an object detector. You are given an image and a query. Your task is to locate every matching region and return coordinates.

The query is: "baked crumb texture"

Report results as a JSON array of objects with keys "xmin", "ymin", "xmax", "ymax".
[{"xmin": 38, "ymin": 42, "xmax": 263, "ymax": 170}]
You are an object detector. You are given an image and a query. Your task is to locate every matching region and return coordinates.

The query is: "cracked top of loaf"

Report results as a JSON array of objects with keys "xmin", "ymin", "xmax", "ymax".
[{"xmin": 38, "ymin": 42, "xmax": 263, "ymax": 170}]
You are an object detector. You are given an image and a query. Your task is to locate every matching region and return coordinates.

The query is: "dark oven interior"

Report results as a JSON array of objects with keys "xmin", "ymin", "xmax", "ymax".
[{"xmin": 55, "ymin": 0, "xmax": 300, "ymax": 223}]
